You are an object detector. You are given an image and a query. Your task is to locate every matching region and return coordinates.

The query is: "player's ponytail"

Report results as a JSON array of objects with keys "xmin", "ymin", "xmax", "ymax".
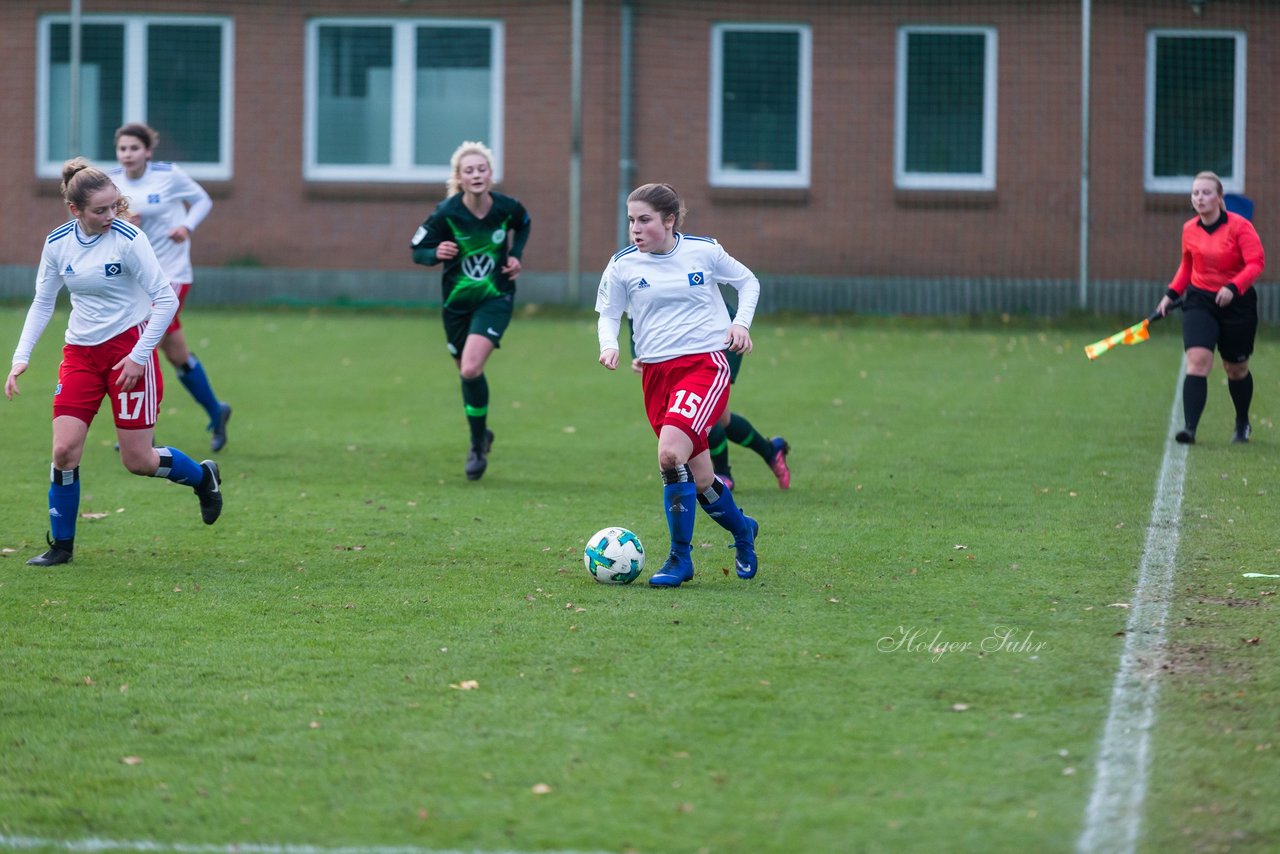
[{"xmin": 61, "ymin": 157, "xmax": 128, "ymax": 218}]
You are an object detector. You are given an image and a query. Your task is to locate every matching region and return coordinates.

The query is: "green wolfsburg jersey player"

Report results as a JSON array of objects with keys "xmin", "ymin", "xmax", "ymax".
[
  {"xmin": 411, "ymin": 141, "xmax": 531, "ymax": 481},
  {"xmin": 411, "ymin": 192, "xmax": 531, "ymax": 313}
]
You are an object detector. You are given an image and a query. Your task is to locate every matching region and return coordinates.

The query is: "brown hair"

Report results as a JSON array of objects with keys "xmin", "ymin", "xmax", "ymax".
[
  {"xmin": 447, "ymin": 140, "xmax": 494, "ymax": 196},
  {"xmin": 627, "ymin": 183, "xmax": 686, "ymax": 230},
  {"xmin": 61, "ymin": 157, "xmax": 129, "ymax": 218},
  {"xmin": 115, "ymin": 121, "xmax": 159, "ymax": 151}
]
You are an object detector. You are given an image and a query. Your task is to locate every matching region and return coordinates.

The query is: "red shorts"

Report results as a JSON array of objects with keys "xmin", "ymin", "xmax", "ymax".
[
  {"xmin": 640, "ymin": 351, "xmax": 732, "ymax": 455},
  {"xmin": 165, "ymin": 283, "xmax": 190, "ymax": 334},
  {"xmin": 54, "ymin": 325, "xmax": 164, "ymax": 429}
]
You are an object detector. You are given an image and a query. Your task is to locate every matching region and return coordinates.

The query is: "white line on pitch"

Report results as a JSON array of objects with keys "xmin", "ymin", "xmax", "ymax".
[
  {"xmin": 0, "ymin": 834, "xmax": 610, "ymax": 854},
  {"xmin": 1077, "ymin": 368, "xmax": 1187, "ymax": 853}
]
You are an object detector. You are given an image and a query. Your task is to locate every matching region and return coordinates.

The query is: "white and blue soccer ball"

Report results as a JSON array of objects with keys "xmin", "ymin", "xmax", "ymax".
[{"xmin": 583, "ymin": 527, "xmax": 645, "ymax": 584}]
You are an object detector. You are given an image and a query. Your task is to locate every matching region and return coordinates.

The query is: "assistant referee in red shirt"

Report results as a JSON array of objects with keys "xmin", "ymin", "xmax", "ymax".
[{"xmin": 1155, "ymin": 170, "xmax": 1266, "ymax": 445}]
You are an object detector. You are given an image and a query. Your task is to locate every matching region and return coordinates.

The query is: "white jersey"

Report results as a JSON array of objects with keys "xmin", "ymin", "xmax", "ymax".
[
  {"xmin": 11, "ymin": 218, "xmax": 178, "ymax": 367},
  {"xmin": 595, "ymin": 232, "xmax": 760, "ymax": 363},
  {"xmin": 107, "ymin": 161, "xmax": 212, "ymax": 283}
]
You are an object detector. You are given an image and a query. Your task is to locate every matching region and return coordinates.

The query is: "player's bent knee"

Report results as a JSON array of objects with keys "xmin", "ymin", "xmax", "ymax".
[{"xmin": 657, "ymin": 448, "xmax": 688, "ymax": 471}]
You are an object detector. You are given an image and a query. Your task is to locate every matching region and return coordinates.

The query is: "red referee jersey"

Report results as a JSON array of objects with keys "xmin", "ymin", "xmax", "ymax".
[{"xmin": 1168, "ymin": 211, "xmax": 1265, "ymax": 296}]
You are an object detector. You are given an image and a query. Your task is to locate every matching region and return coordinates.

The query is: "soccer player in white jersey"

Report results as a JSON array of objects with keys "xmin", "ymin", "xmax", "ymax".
[
  {"xmin": 111, "ymin": 122, "xmax": 232, "ymax": 452},
  {"xmin": 595, "ymin": 183, "xmax": 761, "ymax": 587},
  {"xmin": 5, "ymin": 159, "xmax": 224, "ymax": 567}
]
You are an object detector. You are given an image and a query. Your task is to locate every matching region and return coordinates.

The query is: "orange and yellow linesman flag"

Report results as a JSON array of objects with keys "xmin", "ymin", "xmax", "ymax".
[
  {"xmin": 1084, "ymin": 300, "xmax": 1182, "ymax": 361},
  {"xmin": 1084, "ymin": 318, "xmax": 1150, "ymax": 360}
]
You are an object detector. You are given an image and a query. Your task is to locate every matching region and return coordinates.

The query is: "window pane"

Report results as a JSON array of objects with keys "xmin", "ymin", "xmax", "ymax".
[
  {"xmin": 1154, "ymin": 36, "xmax": 1235, "ymax": 178},
  {"xmin": 48, "ymin": 23, "xmax": 124, "ymax": 162},
  {"xmin": 316, "ymin": 26, "xmax": 393, "ymax": 165},
  {"xmin": 720, "ymin": 30, "xmax": 799, "ymax": 172},
  {"xmin": 146, "ymin": 25, "xmax": 222, "ymax": 163},
  {"xmin": 904, "ymin": 32, "xmax": 985, "ymax": 174},
  {"xmin": 415, "ymin": 27, "xmax": 492, "ymax": 167}
]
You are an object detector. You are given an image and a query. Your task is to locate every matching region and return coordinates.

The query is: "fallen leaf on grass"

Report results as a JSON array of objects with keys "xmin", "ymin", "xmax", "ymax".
[
  {"xmin": 121, "ymin": 756, "xmax": 142, "ymax": 765},
  {"xmin": 81, "ymin": 512, "xmax": 110, "ymax": 520},
  {"xmin": 450, "ymin": 680, "xmax": 479, "ymax": 690},
  {"xmin": 951, "ymin": 703, "xmax": 969, "ymax": 712},
  {"xmin": 531, "ymin": 783, "xmax": 552, "ymax": 794},
  {"xmin": 953, "ymin": 544, "xmax": 968, "ymax": 550},
  {"xmin": 1108, "ymin": 603, "xmax": 1131, "ymax": 609},
  {"xmin": 1243, "ymin": 637, "xmax": 1261, "ymax": 645}
]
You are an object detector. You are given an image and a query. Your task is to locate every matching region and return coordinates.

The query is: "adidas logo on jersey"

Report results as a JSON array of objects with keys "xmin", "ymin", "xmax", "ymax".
[
  {"xmin": 637, "ymin": 278, "xmax": 650, "ymax": 288},
  {"xmin": 64, "ymin": 264, "xmax": 74, "ymax": 275}
]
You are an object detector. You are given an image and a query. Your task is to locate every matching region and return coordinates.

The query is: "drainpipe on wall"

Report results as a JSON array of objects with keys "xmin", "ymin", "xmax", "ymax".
[
  {"xmin": 617, "ymin": 1, "xmax": 635, "ymax": 251},
  {"xmin": 1078, "ymin": 0, "xmax": 1092, "ymax": 310},
  {"xmin": 69, "ymin": 0, "xmax": 82, "ymax": 155},
  {"xmin": 568, "ymin": 0, "xmax": 583, "ymax": 303}
]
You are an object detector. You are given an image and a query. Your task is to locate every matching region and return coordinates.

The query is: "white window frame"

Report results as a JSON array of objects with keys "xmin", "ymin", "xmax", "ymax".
[
  {"xmin": 708, "ymin": 22, "xmax": 811, "ymax": 189},
  {"xmin": 1144, "ymin": 29, "xmax": 1246, "ymax": 194},
  {"xmin": 304, "ymin": 17, "xmax": 504, "ymax": 183},
  {"xmin": 36, "ymin": 14, "xmax": 235, "ymax": 181},
  {"xmin": 894, "ymin": 25, "xmax": 998, "ymax": 191}
]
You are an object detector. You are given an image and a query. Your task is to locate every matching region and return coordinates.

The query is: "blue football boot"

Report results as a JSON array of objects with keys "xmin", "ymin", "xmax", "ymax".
[
  {"xmin": 649, "ymin": 551, "xmax": 694, "ymax": 588},
  {"xmin": 734, "ymin": 516, "xmax": 760, "ymax": 579}
]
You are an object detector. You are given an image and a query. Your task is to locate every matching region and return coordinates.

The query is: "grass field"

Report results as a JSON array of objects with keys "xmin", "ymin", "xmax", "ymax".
[{"xmin": 1, "ymin": 306, "xmax": 1277, "ymax": 853}]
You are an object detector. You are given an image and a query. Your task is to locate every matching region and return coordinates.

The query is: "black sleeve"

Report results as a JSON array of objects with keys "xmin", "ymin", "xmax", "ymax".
[
  {"xmin": 410, "ymin": 209, "xmax": 446, "ymax": 267},
  {"xmin": 508, "ymin": 201, "xmax": 531, "ymax": 260}
]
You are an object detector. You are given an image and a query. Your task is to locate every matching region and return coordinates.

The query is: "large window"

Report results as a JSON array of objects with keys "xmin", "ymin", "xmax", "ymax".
[
  {"xmin": 37, "ymin": 15, "xmax": 233, "ymax": 180},
  {"xmin": 895, "ymin": 26, "xmax": 997, "ymax": 191},
  {"xmin": 709, "ymin": 23, "xmax": 811, "ymax": 189},
  {"xmin": 1145, "ymin": 31, "xmax": 1246, "ymax": 193},
  {"xmin": 305, "ymin": 18, "xmax": 503, "ymax": 183}
]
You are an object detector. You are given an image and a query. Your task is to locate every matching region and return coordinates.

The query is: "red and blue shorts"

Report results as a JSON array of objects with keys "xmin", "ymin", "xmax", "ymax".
[
  {"xmin": 639, "ymin": 351, "xmax": 732, "ymax": 456},
  {"xmin": 53, "ymin": 325, "xmax": 164, "ymax": 429}
]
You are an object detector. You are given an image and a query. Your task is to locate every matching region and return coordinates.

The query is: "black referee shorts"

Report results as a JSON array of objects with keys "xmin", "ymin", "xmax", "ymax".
[{"xmin": 1181, "ymin": 286, "xmax": 1258, "ymax": 364}]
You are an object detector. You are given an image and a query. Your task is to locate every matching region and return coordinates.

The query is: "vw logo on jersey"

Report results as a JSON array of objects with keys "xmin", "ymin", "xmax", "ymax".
[
  {"xmin": 461, "ymin": 254, "xmax": 496, "ymax": 281},
  {"xmin": 687, "ymin": 271, "xmax": 705, "ymax": 286},
  {"xmin": 148, "ymin": 194, "xmax": 161, "ymax": 204},
  {"xmin": 104, "ymin": 262, "xmax": 123, "ymax": 277},
  {"xmin": 490, "ymin": 228, "xmax": 507, "ymax": 245}
]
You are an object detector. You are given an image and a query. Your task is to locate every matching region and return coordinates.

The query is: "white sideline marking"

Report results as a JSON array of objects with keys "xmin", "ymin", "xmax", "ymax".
[
  {"xmin": 1077, "ymin": 371, "xmax": 1187, "ymax": 854},
  {"xmin": 0, "ymin": 836, "xmax": 608, "ymax": 854}
]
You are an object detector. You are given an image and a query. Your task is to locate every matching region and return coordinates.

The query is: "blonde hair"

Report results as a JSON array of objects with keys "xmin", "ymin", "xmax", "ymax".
[
  {"xmin": 61, "ymin": 157, "xmax": 130, "ymax": 218},
  {"xmin": 1193, "ymin": 170, "xmax": 1226, "ymax": 215},
  {"xmin": 628, "ymin": 183, "xmax": 686, "ymax": 230},
  {"xmin": 446, "ymin": 140, "xmax": 495, "ymax": 196}
]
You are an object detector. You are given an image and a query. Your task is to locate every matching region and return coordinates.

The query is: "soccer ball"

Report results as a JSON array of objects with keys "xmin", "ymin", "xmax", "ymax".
[{"xmin": 583, "ymin": 527, "xmax": 645, "ymax": 584}]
